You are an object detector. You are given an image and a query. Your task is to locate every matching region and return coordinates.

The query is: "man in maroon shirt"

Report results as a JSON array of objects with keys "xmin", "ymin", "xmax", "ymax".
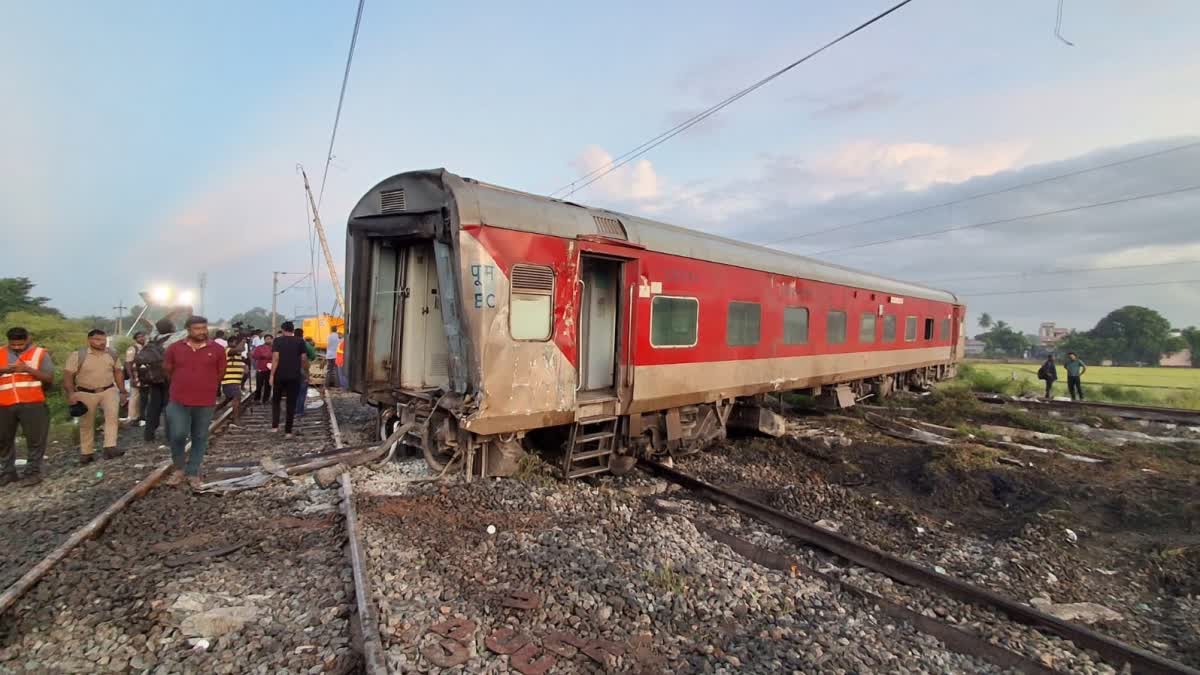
[{"xmin": 163, "ymin": 316, "xmax": 226, "ymax": 491}]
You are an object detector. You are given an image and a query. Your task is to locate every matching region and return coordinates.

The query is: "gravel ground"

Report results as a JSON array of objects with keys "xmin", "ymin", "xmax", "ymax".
[
  {"xmin": 0, "ymin": 418, "xmax": 190, "ymax": 592},
  {"xmin": 676, "ymin": 413, "xmax": 1200, "ymax": 669},
  {"xmin": 0, "ymin": 396, "xmax": 362, "ymax": 674},
  {"xmin": 355, "ymin": 464, "xmax": 1011, "ymax": 673}
]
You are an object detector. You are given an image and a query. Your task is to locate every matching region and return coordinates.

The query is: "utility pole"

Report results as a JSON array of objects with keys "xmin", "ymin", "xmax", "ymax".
[
  {"xmin": 272, "ymin": 271, "xmax": 309, "ymax": 335},
  {"xmin": 198, "ymin": 272, "xmax": 208, "ymax": 316},
  {"xmin": 113, "ymin": 302, "xmax": 127, "ymax": 336}
]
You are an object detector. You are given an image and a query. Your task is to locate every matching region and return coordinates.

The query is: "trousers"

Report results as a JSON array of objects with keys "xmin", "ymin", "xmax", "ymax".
[
  {"xmin": 272, "ymin": 377, "xmax": 301, "ymax": 433},
  {"xmin": 166, "ymin": 402, "xmax": 215, "ymax": 476},
  {"xmin": 77, "ymin": 387, "xmax": 120, "ymax": 454},
  {"xmin": 144, "ymin": 382, "xmax": 170, "ymax": 441},
  {"xmin": 0, "ymin": 402, "xmax": 49, "ymax": 476},
  {"xmin": 294, "ymin": 380, "xmax": 309, "ymax": 415},
  {"xmin": 1067, "ymin": 376, "xmax": 1084, "ymax": 401},
  {"xmin": 255, "ymin": 371, "xmax": 272, "ymax": 402},
  {"xmin": 1044, "ymin": 380, "xmax": 1055, "ymax": 398}
]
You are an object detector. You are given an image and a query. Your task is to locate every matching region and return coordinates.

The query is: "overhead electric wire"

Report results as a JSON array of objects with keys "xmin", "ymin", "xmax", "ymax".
[
  {"xmin": 549, "ymin": 0, "xmax": 917, "ymax": 199},
  {"xmin": 962, "ymin": 279, "xmax": 1200, "ymax": 297},
  {"xmin": 317, "ymin": 0, "xmax": 367, "ymax": 211},
  {"xmin": 763, "ymin": 140, "xmax": 1200, "ymax": 246},
  {"xmin": 923, "ymin": 259, "xmax": 1200, "ymax": 284},
  {"xmin": 810, "ymin": 184, "xmax": 1200, "ymax": 255}
]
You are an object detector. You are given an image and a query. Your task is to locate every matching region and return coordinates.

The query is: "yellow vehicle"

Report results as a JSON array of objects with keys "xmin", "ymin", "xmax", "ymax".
[{"xmin": 302, "ymin": 314, "xmax": 346, "ymax": 352}]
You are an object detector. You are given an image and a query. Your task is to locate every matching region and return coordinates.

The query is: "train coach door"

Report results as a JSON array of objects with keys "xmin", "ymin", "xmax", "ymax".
[{"xmin": 578, "ymin": 255, "xmax": 621, "ymax": 394}]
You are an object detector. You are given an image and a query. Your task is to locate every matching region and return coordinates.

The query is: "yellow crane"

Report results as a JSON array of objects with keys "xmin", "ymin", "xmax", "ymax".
[
  {"xmin": 299, "ymin": 165, "xmax": 347, "ymax": 316},
  {"xmin": 297, "ymin": 166, "xmax": 347, "ymax": 363}
]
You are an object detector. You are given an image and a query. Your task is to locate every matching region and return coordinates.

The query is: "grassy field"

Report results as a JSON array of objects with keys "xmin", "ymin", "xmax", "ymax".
[{"xmin": 959, "ymin": 360, "xmax": 1200, "ymax": 410}]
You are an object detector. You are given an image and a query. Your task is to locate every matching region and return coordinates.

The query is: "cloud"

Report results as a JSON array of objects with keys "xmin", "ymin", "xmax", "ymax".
[
  {"xmin": 568, "ymin": 145, "xmax": 661, "ymax": 202},
  {"xmin": 580, "ymin": 136, "xmax": 1200, "ymax": 333},
  {"xmin": 789, "ymin": 73, "xmax": 901, "ymax": 120},
  {"xmin": 1090, "ymin": 242, "xmax": 1200, "ymax": 267}
]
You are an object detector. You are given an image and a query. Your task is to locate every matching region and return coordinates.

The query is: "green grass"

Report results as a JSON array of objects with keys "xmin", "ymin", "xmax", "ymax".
[{"xmin": 959, "ymin": 361, "xmax": 1200, "ymax": 410}]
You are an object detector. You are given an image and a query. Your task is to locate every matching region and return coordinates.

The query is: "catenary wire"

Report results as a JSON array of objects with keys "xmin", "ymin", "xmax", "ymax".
[
  {"xmin": 549, "ymin": 0, "xmax": 917, "ymax": 199},
  {"xmin": 922, "ymin": 259, "xmax": 1200, "ymax": 284},
  {"xmin": 962, "ymin": 279, "xmax": 1200, "ymax": 297},
  {"xmin": 317, "ymin": 0, "xmax": 367, "ymax": 211},
  {"xmin": 762, "ymin": 140, "xmax": 1200, "ymax": 246},
  {"xmin": 809, "ymin": 184, "xmax": 1200, "ymax": 256}
]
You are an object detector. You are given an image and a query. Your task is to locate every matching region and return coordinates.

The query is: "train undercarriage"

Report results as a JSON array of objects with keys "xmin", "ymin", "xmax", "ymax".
[{"xmin": 371, "ymin": 362, "xmax": 957, "ymax": 480}]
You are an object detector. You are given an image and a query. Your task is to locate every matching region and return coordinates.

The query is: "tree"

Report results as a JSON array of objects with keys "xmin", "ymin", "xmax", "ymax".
[
  {"xmin": 0, "ymin": 277, "xmax": 61, "ymax": 318},
  {"xmin": 1090, "ymin": 305, "xmax": 1175, "ymax": 365},
  {"xmin": 978, "ymin": 313, "xmax": 993, "ymax": 330},
  {"xmin": 979, "ymin": 320, "xmax": 1031, "ymax": 358},
  {"xmin": 1179, "ymin": 327, "xmax": 1200, "ymax": 367},
  {"xmin": 229, "ymin": 307, "xmax": 272, "ymax": 331}
]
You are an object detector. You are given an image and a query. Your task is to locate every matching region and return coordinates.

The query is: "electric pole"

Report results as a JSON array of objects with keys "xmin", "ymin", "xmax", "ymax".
[
  {"xmin": 113, "ymin": 302, "xmax": 127, "ymax": 336},
  {"xmin": 271, "ymin": 272, "xmax": 279, "ymax": 335},
  {"xmin": 198, "ymin": 272, "xmax": 208, "ymax": 316}
]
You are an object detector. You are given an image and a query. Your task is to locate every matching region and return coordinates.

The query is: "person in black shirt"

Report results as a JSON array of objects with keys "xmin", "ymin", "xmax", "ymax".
[{"xmin": 270, "ymin": 322, "xmax": 308, "ymax": 437}]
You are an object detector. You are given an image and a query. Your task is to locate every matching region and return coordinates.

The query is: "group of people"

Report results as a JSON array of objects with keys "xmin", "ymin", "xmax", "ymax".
[
  {"xmin": 1037, "ymin": 351, "xmax": 1088, "ymax": 400},
  {"xmin": 1, "ymin": 318, "xmax": 345, "ymax": 492}
]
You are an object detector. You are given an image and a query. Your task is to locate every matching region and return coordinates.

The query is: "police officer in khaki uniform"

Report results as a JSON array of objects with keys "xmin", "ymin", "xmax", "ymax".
[{"xmin": 63, "ymin": 329, "xmax": 128, "ymax": 463}]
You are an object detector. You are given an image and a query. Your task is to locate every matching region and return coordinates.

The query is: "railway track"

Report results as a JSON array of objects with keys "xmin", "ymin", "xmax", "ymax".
[
  {"xmin": 974, "ymin": 393, "xmax": 1200, "ymax": 426},
  {"xmin": 0, "ymin": 391, "xmax": 377, "ymax": 674},
  {"xmin": 643, "ymin": 459, "xmax": 1200, "ymax": 675}
]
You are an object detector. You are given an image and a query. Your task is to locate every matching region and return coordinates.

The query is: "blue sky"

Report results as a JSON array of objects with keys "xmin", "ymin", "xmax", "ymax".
[{"xmin": 2, "ymin": 1, "xmax": 1198, "ymax": 333}]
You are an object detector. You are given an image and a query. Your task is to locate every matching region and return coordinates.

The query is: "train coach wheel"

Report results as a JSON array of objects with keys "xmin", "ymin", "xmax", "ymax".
[
  {"xmin": 378, "ymin": 409, "xmax": 402, "ymax": 455},
  {"xmin": 422, "ymin": 409, "xmax": 461, "ymax": 473}
]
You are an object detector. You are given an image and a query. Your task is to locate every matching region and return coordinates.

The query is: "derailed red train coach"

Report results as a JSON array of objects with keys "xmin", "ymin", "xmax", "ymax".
[{"xmin": 344, "ymin": 169, "xmax": 965, "ymax": 478}]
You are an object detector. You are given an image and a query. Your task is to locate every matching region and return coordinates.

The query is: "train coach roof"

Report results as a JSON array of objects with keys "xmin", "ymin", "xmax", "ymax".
[{"xmin": 351, "ymin": 169, "xmax": 959, "ymax": 304}]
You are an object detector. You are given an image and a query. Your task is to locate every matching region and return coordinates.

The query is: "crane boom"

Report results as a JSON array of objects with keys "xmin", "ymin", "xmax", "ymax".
[{"xmin": 300, "ymin": 167, "xmax": 347, "ymax": 316}]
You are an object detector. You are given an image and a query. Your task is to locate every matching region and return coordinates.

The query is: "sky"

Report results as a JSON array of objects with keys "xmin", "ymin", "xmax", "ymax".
[{"xmin": 1, "ymin": 0, "xmax": 1198, "ymax": 334}]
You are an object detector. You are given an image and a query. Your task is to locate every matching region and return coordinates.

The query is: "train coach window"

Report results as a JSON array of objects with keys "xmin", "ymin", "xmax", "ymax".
[
  {"xmin": 883, "ymin": 315, "xmax": 896, "ymax": 342},
  {"xmin": 924, "ymin": 318, "xmax": 935, "ymax": 340},
  {"xmin": 651, "ymin": 296, "xmax": 699, "ymax": 347},
  {"xmin": 726, "ymin": 302, "xmax": 761, "ymax": 346},
  {"xmin": 941, "ymin": 318, "xmax": 951, "ymax": 341},
  {"xmin": 859, "ymin": 313, "xmax": 876, "ymax": 343},
  {"xmin": 783, "ymin": 307, "xmax": 809, "ymax": 344},
  {"xmin": 904, "ymin": 316, "xmax": 917, "ymax": 342},
  {"xmin": 510, "ymin": 263, "xmax": 554, "ymax": 341},
  {"xmin": 826, "ymin": 310, "xmax": 847, "ymax": 345}
]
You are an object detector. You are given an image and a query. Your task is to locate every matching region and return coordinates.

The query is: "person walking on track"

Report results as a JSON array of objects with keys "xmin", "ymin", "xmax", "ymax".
[
  {"xmin": 124, "ymin": 331, "xmax": 148, "ymax": 424},
  {"xmin": 63, "ymin": 329, "xmax": 128, "ymax": 463},
  {"xmin": 163, "ymin": 316, "xmax": 226, "ymax": 491},
  {"xmin": 0, "ymin": 327, "xmax": 54, "ymax": 487},
  {"xmin": 270, "ymin": 321, "xmax": 307, "ymax": 438},
  {"xmin": 221, "ymin": 337, "xmax": 248, "ymax": 427},
  {"xmin": 1064, "ymin": 352, "xmax": 1087, "ymax": 401},
  {"xmin": 293, "ymin": 328, "xmax": 316, "ymax": 418},
  {"xmin": 1037, "ymin": 354, "xmax": 1058, "ymax": 400},
  {"xmin": 325, "ymin": 327, "xmax": 341, "ymax": 388},
  {"xmin": 138, "ymin": 318, "xmax": 179, "ymax": 444},
  {"xmin": 252, "ymin": 334, "xmax": 274, "ymax": 403}
]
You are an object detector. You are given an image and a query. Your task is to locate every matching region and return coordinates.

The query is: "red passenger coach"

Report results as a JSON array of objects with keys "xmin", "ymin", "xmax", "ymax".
[{"xmin": 345, "ymin": 170, "xmax": 964, "ymax": 478}]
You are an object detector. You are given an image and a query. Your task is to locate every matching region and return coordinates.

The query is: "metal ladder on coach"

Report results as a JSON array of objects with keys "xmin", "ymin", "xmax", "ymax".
[{"xmin": 563, "ymin": 415, "xmax": 619, "ymax": 478}]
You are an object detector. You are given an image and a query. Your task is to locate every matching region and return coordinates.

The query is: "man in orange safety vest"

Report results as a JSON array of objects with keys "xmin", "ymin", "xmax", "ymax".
[{"xmin": 1, "ymin": 326, "xmax": 55, "ymax": 487}]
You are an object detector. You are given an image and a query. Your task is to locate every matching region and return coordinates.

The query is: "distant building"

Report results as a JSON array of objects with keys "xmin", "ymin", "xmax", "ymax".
[
  {"xmin": 1160, "ymin": 348, "xmax": 1193, "ymax": 368},
  {"xmin": 1038, "ymin": 322, "xmax": 1071, "ymax": 347},
  {"xmin": 965, "ymin": 339, "xmax": 986, "ymax": 356}
]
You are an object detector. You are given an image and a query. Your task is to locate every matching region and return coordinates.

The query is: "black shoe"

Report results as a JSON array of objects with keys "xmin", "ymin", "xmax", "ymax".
[
  {"xmin": 17, "ymin": 473, "xmax": 42, "ymax": 487},
  {"xmin": 80, "ymin": 454, "xmax": 97, "ymax": 465},
  {"xmin": 103, "ymin": 447, "xmax": 126, "ymax": 460},
  {"xmin": 0, "ymin": 472, "xmax": 18, "ymax": 487}
]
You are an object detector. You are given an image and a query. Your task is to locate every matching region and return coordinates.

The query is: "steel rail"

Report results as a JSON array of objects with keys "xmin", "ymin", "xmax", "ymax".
[
  {"xmin": 326, "ymin": 387, "xmax": 388, "ymax": 675},
  {"xmin": 0, "ymin": 391, "xmax": 249, "ymax": 617},
  {"xmin": 642, "ymin": 460, "xmax": 1200, "ymax": 675},
  {"xmin": 974, "ymin": 393, "xmax": 1200, "ymax": 426}
]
